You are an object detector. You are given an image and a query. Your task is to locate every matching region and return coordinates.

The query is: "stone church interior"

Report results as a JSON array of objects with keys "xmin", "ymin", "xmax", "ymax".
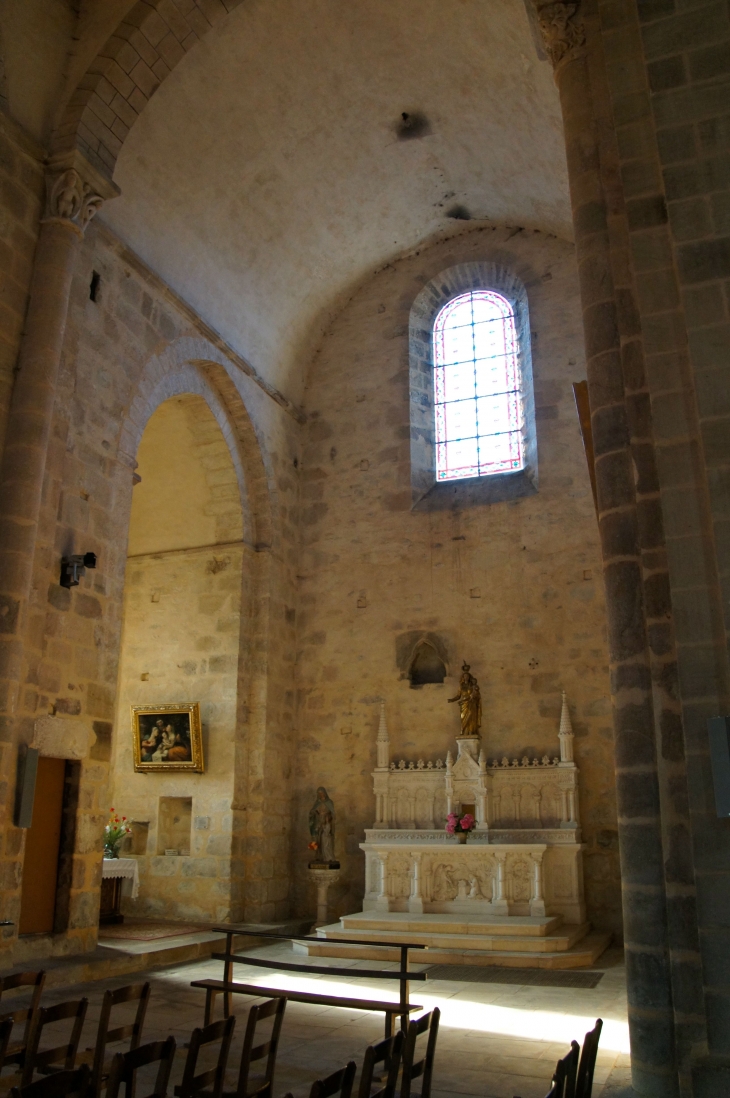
[{"xmin": 0, "ymin": 1, "xmax": 727, "ymax": 1096}]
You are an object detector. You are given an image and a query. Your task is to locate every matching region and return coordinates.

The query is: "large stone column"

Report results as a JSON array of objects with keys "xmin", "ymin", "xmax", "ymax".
[
  {"xmin": 0, "ymin": 152, "xmax": 116, "ymax": 929},
  {"xmin": 532, "ymin": 3, "xmax": 681, "ymax": 1094}
]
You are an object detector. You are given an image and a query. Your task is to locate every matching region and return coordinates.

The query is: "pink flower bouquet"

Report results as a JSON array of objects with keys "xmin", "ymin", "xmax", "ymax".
[{"xmin": 445, "ymin": 811, "xmax": 475, "ymax": 835}]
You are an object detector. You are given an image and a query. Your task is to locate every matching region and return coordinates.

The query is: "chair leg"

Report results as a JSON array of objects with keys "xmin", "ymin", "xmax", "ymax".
[
  {"xmin": 204, "ymin": 989, "xmax": 215, "ymax": 1027},
  {"xmin": 384, "ymin": 1012, "xmax": 393, "ymax": 1039}
]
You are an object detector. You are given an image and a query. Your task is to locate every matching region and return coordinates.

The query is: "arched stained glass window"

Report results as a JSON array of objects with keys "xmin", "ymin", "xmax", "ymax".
[{"xmin": 433, "ymin": 290, "xmax": 524, "ymax": 481}]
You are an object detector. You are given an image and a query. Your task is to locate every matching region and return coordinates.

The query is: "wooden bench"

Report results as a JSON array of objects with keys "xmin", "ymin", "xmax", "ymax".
[{"xmin": 191, "ymin": 927, "xmax": 428, "ymax": 1038}]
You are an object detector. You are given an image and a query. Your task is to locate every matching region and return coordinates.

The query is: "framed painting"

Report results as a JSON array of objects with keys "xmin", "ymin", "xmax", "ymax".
[{"xmin": 131, "ymin": 703, "xmax": 204, "ymax": 773}]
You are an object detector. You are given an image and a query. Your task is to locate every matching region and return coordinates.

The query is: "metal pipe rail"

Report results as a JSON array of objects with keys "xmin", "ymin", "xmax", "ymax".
[{"xmin": 194, "ymin": 924, "xmax": 429, "ymax": 1035}]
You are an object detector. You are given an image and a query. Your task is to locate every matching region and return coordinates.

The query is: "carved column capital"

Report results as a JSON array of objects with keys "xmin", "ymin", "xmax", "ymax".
[
  {"xmin": 43, "ymin": 151, "xmax": 120, "ymax": 236},
  {"xmin": 533, "ymin": 1, "xmax": 586, "ymax": 74},
  {"xmin": 43, "ymin": 168, "xmax": 104, "ymax": 234}
]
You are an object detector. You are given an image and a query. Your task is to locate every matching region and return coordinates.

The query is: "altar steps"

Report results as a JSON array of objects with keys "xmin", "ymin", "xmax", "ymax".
[{"xmin": 307, "ymin": 912, "xmax": 611, "ymax": 969}]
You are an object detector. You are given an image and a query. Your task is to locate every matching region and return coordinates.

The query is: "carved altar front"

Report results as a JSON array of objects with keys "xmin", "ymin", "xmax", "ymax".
[{"xmin": 361, "ymin": 694, "xmax": 586, "ymax": 924}]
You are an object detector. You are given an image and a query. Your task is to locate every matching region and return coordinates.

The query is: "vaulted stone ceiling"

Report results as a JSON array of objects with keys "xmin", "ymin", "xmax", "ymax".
[{"xmin": 100, "ymin": 0, "xmax": 570, "ymax": 404}]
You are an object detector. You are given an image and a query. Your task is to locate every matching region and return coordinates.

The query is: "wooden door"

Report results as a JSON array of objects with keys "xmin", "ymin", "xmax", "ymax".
[{"xmin": 19, "ymin": 756, "xmax": 66, "ymax": 935}]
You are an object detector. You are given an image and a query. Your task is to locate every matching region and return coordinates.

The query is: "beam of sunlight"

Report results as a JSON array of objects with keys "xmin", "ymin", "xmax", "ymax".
[{"xmin": 237, "ymin": 972, "xmax": 630, "ymax": 1054}]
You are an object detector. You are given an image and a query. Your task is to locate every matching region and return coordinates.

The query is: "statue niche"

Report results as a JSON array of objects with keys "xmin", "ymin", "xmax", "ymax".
[{"xmin": 409, "ymin": 640, "xmax": 446, "ymax": 686}]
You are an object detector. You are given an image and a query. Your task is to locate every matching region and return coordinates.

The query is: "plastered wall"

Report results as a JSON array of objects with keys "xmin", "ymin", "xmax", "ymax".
[{"xmin": 295, "ymin": 226, "xmax": 622, "ymax": 935}]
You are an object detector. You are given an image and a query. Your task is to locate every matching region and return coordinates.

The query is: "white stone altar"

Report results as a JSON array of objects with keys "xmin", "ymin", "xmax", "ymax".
[{"xmin": 361, "ymin": 694, "xmax": 586, "ymax": 925}]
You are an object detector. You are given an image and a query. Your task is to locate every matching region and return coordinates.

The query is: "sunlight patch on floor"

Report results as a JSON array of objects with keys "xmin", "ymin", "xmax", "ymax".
[{"xmin": 238, "ymin": 973, "xmax": 630, "ymax": 1054}]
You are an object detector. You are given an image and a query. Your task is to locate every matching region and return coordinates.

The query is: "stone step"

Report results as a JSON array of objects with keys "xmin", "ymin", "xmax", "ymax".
[
  {"xmin": 317, "ymin": 920, "xmax": 591, "ymax": 954},
  {"xmin": 306, "ymin": 931, "xmax": 612, "ymax": 970},
  {"xmin": 340, "ymin": 912, "xmax": 564, "ymax": 937}
]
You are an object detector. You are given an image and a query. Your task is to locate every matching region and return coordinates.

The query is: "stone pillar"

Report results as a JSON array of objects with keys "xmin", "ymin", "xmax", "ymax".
[
  {"xmin": 0, "ymin": 154, "xmax": 117, "ymax": 932},
  {"xmin": 375, "ymin": 852, "xmax": 390, "ymax": 912},
  {"xmin": 531, "ymin": 3, "xmax": 680, "ymax": 1094},
  {"xmin": 492, "ymin": 852, "xmax": 508, "ymax": 915},
  {"xmin": 307, "ymin": 865, "xmax": 341, "ymax": 929},
  {"xmin": 408, "ymin": 853, "xmax": 423, "ymax": 914},
  {"xmin": 0, "ymin": 158, "xmax": 113, "ymax": 695},
  {"xmin": 529, "ymin": 851, "xmax": 546, "ymax": 918}
]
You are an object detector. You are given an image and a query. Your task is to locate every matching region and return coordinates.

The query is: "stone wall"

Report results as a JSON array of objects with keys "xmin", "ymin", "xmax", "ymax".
[
  {"xmin": 113, "ymin": 543, "xmax": 244, "ymax": 923},
  {"xmin": 1, "ymin": 214, "xmax": 300, "ymax": 965},
  {"xmin": 0, "ymin": 110, "xmax": 43, "ymax": 456},
  {"xmin": 295, "ymin": 225, "xmax": 622, "ymax": 935}
]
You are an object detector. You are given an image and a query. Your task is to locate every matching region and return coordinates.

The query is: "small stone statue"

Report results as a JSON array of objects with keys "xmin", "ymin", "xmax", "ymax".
[
  {"xmin": 308, "ymin": 786, "xmax": 338, "ymax": 866},
  {"xmin": 448, "ymin": 662, "xmax": 482, "ymax": 736}
]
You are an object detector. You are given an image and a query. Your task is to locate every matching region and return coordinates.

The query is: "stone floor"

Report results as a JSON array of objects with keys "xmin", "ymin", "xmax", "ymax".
[{"xmin": 0, "ymin": 943, "xmax": 634, "ymax": 1098}]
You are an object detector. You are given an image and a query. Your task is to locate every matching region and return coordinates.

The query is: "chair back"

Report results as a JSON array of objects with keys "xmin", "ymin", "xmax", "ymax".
[
  {"xmin": 400, "ymin": 1008, "xmax": 440, "ymax": 1098},
  {"xmin": 357, "ymin": 1031, "xmax": 404, "ymax": 1098},
  {"xmin": 235, "ymin": 997, "xmax": 286, "ymax": 1098},
  {"xmin": 0, "ymin": 1017, "xmax": 15, "ymax": 1066},
  {"xmin": 90, "ymin": 983, "xmax": 151, "ymax": 1096},
  {"xmin": 575, "ymin": 1019, "xmax": 602, "ymax": 1098},
  {"xmin": 10, "ymin": 1063, "xmax": 90, "ymax": 1098},
  {"xmin": 0, "ymin": 971, "xmax": 47, "ymax": 1067},
  {"xmin": 309, "ymin": 1061, "xmax": 356, "ymax": 1098},
  {"xmin": 549, "ymin": 1042, "xmax": 580, "ymax": 1098},
  {"xmin": 106, "ymin": 1037, "xmax": 177, "ymax": 1098},
  {"xmin": 21, "ymin": 999, "xmax": 88, "ymax": 1086},
  {"xmin": 175, "ymin": 1016, "xmax": 235, "ymax": 1098}
]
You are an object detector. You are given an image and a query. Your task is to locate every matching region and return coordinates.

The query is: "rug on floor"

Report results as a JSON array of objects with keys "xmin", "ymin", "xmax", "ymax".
[
  {"xmin": 425, "ymin": 964, "xmax": 604, "ymax": 987},
  {"xmin": 98, "ymin": 921, "xmax": 206, "ymax": 941}
]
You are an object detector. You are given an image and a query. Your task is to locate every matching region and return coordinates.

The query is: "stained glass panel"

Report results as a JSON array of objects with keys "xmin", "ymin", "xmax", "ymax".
[{"xmin": 433, "ymin": 289, "xmax": 524, "ymax": 481}]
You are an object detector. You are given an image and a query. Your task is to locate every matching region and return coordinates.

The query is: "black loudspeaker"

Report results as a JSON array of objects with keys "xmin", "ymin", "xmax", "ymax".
[
  {"xmin": 708, "ymin": 716, "xmax": 730, "ymax": 819},
  {"xmin": 14, "ymin": 745, "xmax": 39, "ymax": 828}
]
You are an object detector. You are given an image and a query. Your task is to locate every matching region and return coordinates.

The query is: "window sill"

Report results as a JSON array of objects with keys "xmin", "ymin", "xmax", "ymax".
[{"xmin": 411, "ymin": 468, "xmax": 537, "ymax": 511}]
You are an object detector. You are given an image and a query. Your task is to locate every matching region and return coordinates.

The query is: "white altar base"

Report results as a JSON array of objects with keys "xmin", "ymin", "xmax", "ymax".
[{"xmin": 310, "ymin": 695, "xmax": 610, "ymax": 969}]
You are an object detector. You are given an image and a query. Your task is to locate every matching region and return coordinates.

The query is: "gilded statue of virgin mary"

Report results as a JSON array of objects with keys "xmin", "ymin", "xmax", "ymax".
[{"xmin": 448, "ymin": 662, "xmax": 482, "ymax": 736}]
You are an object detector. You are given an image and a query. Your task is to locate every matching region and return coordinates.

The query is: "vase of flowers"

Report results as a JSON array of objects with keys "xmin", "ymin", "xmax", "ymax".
[
  {"xmin": 446, "ymin": 812, "xmax": 475, "ymax": 843},
  {"xmin": 104, "ymin": 808, "xmax": 131, "ymax": 858}
]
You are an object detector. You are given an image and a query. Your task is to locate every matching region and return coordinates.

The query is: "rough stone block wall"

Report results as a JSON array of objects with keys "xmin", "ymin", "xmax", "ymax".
[
  {"xmin": 112, "ymin": 544, "xmax": 244, "ymax": 923},
  {"xmin": 295, "ymin": 225, "xmax": 622, "ymax": 935},
  {"xmin": 2, "ymin": 216, "xmax": 300, "ymax": 963},
  {"xmin": 0, "ymin": 111, "xmax": 43, "ymax": 456}
]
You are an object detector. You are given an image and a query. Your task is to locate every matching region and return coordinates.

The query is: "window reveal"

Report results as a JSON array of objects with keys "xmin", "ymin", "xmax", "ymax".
[{"xmin": 433, "ymin": 290, "xmax": 524, "ymax": 481}]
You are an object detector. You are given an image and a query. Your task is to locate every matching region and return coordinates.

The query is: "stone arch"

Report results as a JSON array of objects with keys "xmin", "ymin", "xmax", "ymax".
[
  {"xmin": 117, "ymin": 336, "xmax": 273, "ymax": 552},
  {"xmin": 52, "ymin": 1, "xmax": 245, "ymax": 178},
  {"xmin": 113, "ymin": 334, "xmax": 276, "ymax": 921},
  {"xmin": 408, "ymin": 640, "xmax": 447, "ymax": 687}
]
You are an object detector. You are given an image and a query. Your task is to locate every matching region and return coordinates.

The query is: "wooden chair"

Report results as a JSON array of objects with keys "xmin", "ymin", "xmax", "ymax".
[
  {"xmin": 79, "ymin": 982, "xmax": 150, "ymax": 1097},
  {"xmin": 400, "ymin": 1008, "xmax": 440, "ymax": 1098},
  {"xmin": 21, "ymin": 1000, "xmax": 88, "ymax": 1087},
  {"xmin": 576, "ymin": 1020, "xmax": 602, "ymax": 1098},
  {"xmin": 9, "ymin": 1064, "xmax": 90, "ymax": 1098},
  {"xmin": 357, "ymin": 1031, "xmax": 403, "ymax": 1098},
  {"xmin": 174, "ymin": 1017, "xmax": 235, "ymax": 1098},
  {"xmin": 513, "ymin": 1040, "xmax": 580, "ymax": 1098},
  {"xmin": 216, "ymin": 997, "xmax": 286, "ymax": 1098},
  {"xmin": 106, "ymin": 1037, "xmax": 177, "ymax": 1098},
  {"xmin": 0, "ymin": 972, "xmax": 46, "ymax": 1072},
  {"xmin": 283, "ymin": 1061, "xmax": 357, "ymax": 1098}
]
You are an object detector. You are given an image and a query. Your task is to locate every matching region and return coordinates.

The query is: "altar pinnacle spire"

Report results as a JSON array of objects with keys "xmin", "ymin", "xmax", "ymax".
[
  {"xmin": 558, "ymin": 691, "xmax": 575, "ymax": 765},
  {"xmin": 376, "ymin": 700, "xmax": 390, "ymax": 769}
]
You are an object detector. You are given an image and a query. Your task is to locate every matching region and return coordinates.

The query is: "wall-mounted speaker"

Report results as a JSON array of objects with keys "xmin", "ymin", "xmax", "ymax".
[
  {"xmin": 708, "ymin": 716, "xmax": 730, "ymax": 818},
  {"xmin": 14, "ymin": 745, "xmax": 38, "ymax": 829}
]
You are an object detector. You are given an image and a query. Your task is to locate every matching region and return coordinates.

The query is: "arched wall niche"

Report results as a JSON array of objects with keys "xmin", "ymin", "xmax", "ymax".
[{"xmin": 110, "ymin": 338, "xmax": 277, "ymax": 923}]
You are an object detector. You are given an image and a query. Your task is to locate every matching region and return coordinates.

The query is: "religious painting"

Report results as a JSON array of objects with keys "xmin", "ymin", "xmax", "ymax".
[{"xmin": 131, "ymin": 703, "xmax": 204, "ymax": 773}]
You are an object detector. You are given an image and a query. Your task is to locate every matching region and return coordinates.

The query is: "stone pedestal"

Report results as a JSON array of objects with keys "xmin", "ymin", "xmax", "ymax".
[{"xmin": 308, "ymin": 865, "xmax": 341, "ymax": 928}]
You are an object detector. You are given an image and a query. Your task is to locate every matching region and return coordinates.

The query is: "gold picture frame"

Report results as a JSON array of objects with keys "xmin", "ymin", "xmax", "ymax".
[{"xmin": 131, "ymin": 703, "xmax": 204, "ymax": 773}]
